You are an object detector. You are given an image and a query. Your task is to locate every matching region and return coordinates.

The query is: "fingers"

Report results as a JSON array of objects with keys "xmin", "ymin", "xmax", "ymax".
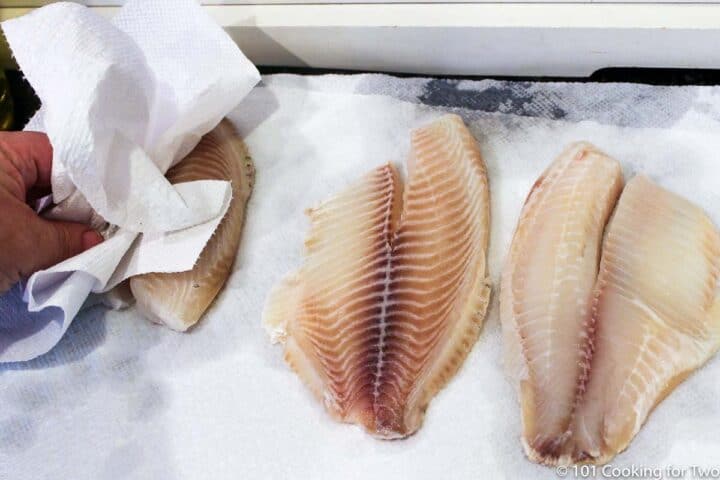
[
  {"xmin": 19, "ymin": 214, "xmax": 103, "ymax": 277},
  {"xmin": 0, "ymin": 131, "xmax": 53, "ymax": 190},
  {"xmin": 0, "ymin": 132, "xmax": 101, "ymax": 294}
]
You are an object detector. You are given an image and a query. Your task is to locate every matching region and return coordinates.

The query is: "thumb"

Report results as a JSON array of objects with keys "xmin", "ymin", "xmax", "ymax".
[{"xmin": 22, "ymin": 216, "xmax": 104, "ymax": 275}]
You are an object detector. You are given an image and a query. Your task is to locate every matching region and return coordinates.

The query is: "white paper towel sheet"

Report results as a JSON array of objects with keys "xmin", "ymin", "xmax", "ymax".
[
  {"xmin": 2, "ymin": 78, "xmax": 720, "ymax": 479},
  {"xmin": 0, "ymin": 0, "xmax": 260, "ymax": 362}
]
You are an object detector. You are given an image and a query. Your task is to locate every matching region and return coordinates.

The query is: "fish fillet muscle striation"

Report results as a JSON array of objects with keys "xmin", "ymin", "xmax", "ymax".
[
  {"xmin": 502, "ymin": 143, "xmax": 720, "ymax": 465},
  {"xmin": 264, "ymin": 114, "xmax": 491, "ymax": 438}
]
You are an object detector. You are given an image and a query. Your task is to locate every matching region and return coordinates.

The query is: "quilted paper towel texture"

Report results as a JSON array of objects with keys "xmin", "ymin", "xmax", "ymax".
[{"xmin": 4, "ymin": 78, "xmax": 720, "ymax": 479}]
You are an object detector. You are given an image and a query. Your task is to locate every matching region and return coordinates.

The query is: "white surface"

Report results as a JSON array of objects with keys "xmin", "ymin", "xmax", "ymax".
[
  {"xmin": 3, "ymin": 80, "xmax": 720, "ymax": 479},
  {"xmin": 5, "ymin": 3, "xmax": 720, "ymax": 75},
  {"xmin": 93, "ymin": 4, "xmax": 720, "ymax": 76},
  {"xmin": 0, "ymin": 0, "xmax": 260, "ymax": 362},
  {"xmin": 52, "ymin": 3, "xmax": 720, "ymax": 28},
  {"xmin": 210, "ymin": 4, "xmax": 720, "ymax": 76}
]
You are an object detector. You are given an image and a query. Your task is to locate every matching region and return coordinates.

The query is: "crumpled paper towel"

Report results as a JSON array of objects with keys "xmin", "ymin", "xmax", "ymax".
[
  {"xmin": 1, "ymin": 77, "xmax": 720, "ymax": 479},
  {"xmin": 0, "ymin": 0, "xmax": 260, "ymax": 362}
]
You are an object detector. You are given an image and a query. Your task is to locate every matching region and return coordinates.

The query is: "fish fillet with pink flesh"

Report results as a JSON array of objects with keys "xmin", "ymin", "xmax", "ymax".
[{"xmin": 264, "ymin": 114, "xmax": 491, "ymax": 438}]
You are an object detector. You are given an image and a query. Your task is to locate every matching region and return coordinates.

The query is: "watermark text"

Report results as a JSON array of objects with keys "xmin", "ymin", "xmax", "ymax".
[{"xmin": 555, "ymin": 464, "xmax": 720, "ymax": 479}]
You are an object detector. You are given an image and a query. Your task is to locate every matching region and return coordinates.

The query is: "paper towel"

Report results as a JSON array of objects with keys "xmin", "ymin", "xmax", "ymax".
[
  {"xmin": 2, "ymin": 76, "xmax": 720, "ymax": 479},
  {"xmin": 0, "ymin": 0, "xmax": 259, "ymax": 362}
]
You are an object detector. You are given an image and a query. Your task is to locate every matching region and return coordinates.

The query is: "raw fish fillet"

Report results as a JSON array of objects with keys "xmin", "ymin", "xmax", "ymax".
[
  {"xmin": 130, "ymin": 120, "xmax": 254, "ymax": 331},
  {"xmin": 571, "ymin": 176, "xmax": 720, "ymax": 464},
  {"xmin": 502, "ymin": 144, "xmax": 720, "ymax": 465},
  {"xmin": 500, "ymin": 142, "xmax": 624, "ymax": 464},
  {"xmin": 264, "ymin": 114, "xmax": 491, "ymax": 438}
]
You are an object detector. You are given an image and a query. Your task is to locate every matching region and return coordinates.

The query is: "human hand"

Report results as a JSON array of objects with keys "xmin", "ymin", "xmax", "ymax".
[{"xmin": 0, "ymin": 131, "xmax": 103, "ymax": 294}]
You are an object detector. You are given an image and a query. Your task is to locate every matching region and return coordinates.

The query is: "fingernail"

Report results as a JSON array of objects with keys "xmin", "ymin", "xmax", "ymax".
[{"xmin": 82, "ymin": 230, "xmax": 104, "ymax": 251}]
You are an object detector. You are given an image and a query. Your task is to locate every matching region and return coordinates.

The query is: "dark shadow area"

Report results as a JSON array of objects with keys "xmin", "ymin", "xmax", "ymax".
[
  {"xmin": 5, "ymin": 68, "xmax": 38, "ymax": 129},
  {"xmin": 7, "ymin": 66, "xmax": 720, "ymax": 131},
  {"xmin": 259, "ymin": 65, "xmax": 720, "ymax": 86}
]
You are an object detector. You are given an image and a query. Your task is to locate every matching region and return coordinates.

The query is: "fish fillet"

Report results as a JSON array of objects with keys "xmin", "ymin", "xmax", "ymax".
[
  {"xmin": 264, "ymin": 114, "xmax": 491, "ymax": 438},
  {"xmin": 500, "ymin": 142, "xmax": 624, "ymax": 463},
  {"xmin": 130, "ymin": 119, "xmax": 254, "ymax": 331},
  {"xmin": 502, "ymin": 144, "xmax": 720, "ymax": 465},
  {"xmin": 571, "ymin": 175, "xmax": 720, "ymax": 463}
]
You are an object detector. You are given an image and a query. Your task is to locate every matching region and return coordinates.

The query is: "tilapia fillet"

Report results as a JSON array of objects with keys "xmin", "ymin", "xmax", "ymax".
[
  {"xmin": 502, "ymin": 144, "xmax": 720, "ymax": 465},
  {"xmin": 264, "ymin": 114, "xmax": 491, "ymax": 438},
  {"xmin": 501, "ymin": 142, "xmax": 624, "ymax": 463},
  {"xmin": 130, "ymin": 119, "xmax": 254, "ymax": 331},
  {"xmin": 571, "ymin": 176, "xmax": 720, "ymax": 463}
]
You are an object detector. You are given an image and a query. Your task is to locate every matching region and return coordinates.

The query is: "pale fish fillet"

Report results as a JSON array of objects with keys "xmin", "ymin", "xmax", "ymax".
[
  {"xmin": 570, "ymin": 175, "xmax": 720, "ymax": 464},
  {"xmin": 503, "ymin": 146, "xmax": 720, "ymax": 465},
  {"xmin": 263, "ymin": 114, "xmax": 491, "ymax": 438},
  {"xmin": 500, "ymin": 142, "xmax": 624, "ymax": 463},
  {"xmin": 130, "ymin": 120, "xmax": 254, "ymax": 331}
]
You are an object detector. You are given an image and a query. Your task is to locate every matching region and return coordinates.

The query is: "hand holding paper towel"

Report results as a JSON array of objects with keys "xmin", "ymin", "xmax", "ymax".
[
  {"xmin": 0, "ymin": 0, "xmax": 260, "ymax": 362},
  {"xmin": 0, "ymin": 131, "xmax": 105, "ymax": 295}
]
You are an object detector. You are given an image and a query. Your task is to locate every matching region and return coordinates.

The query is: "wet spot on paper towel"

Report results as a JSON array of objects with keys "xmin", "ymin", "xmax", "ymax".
[
  {"xmin": 416, "ymin": 78, "xmax": 701, "ymax": 128},
  {"xmin": 0, "ymin": 416, "xmax": 36, "ymax": 452},
  {"xmin": 129, "ymin": 382, "xmax": 167, "ymax": 422},
  {"xmin": 108, "ymin": 354, "xmax": 143, "ymax": 384},
  {"xmin": 419, "ymin": 79, "xmax": 568, "ymax": 119}
]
